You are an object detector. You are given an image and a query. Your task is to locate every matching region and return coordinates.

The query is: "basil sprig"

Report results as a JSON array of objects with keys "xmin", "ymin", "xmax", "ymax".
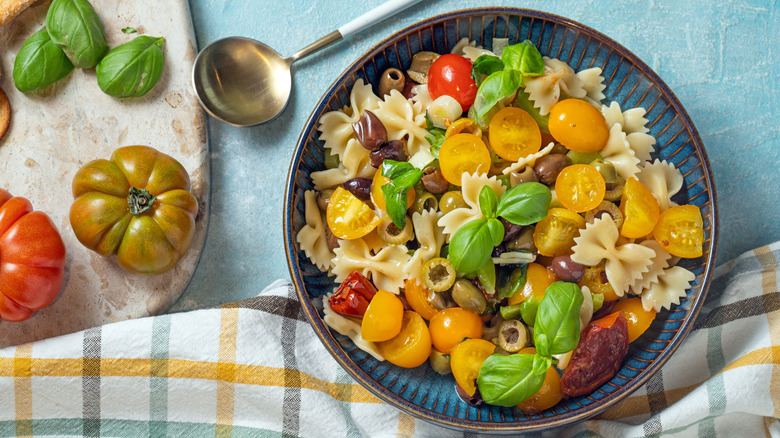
[
  {"xmin": 477, "ymin": 281, "xmax": 584, "ymax": 406},
  {"xmin": 45, "ymin": 0, "xmax": 108, "ymax": 69},
  {"xmin": 97, "ymin": 36, "xmax": 165, "ymax": 98},
  {"xmin": 13, "ymin": 27, "xmax": 74, "ymax": 93},
  {"xmin": 448, "ymin": 183, "xmax": 550, "ymax": 273},
  {"xmin": 472, "ymin": 40, "xmax": 545, "ymax": 118},
  {"xmin": 424, "ymin": 116, "xmax": 446, "ymax": 158},
  {"xmin": 380, "ymin": 160, "xmax": 423, "ymax": 229}
]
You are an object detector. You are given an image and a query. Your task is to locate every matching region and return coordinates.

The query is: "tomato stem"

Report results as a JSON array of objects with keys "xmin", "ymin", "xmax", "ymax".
[{"xmin": 127, "ymin": 187, "xmax": 156, "ymax": 215}]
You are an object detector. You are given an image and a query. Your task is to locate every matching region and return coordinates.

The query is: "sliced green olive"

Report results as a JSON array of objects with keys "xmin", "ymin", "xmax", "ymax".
[
  {"xmin": 590, "ymin": 159, "xmax": 625, "ymax": 201},
  {"xmin": 429, "ymin": 348, "xmax": 452, "ymax": 375},
  {"xmin": 420, "ymin": 257, "xmax": 456, "ymax": 292},
  {"xmin": 377, "ymin": 215, "xmax": 413, "ymax": 245},
  {"xmin": 439, "ymin": 191, "xmax": 467, "ymax": 214},
  {"xmin": 585, "ymin": 200, "xmax": 624, "ymax": 229},
  {"xmin": 412, "ymin": 190, "xmax": 438, "ymax": 214},
  {"xmin": 451, "ymin": 279, "xmax": 487, "ymax": 314},
  {"xmin": 498, "ymin": 319, "xmax": 529, "ymax": 353}
]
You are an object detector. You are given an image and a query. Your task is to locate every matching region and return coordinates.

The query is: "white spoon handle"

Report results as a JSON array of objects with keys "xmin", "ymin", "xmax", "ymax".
[{"xmin": 338, "ymin": 0, "xmax": 423, "ymax": 39}]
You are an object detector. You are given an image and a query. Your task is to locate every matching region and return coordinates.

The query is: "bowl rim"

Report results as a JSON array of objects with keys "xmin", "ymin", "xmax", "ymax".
[{"xmin": 284, "ymin": 6, "xmax": 719, "ymax": 433}]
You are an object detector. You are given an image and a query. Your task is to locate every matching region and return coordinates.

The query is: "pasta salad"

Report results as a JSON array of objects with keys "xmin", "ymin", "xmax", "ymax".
[{"xmin": 296, "ymin": 38, "xmax": 704, "ymax": 412}]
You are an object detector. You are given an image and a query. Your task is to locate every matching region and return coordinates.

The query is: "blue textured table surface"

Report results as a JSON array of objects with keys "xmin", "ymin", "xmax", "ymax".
[{"xmin": 173, "ymin": 0, "xmax": 779, "ymax": 311}]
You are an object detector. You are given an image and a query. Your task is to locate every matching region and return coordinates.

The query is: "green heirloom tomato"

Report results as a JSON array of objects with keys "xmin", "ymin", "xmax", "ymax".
[{"xmin": 69, "ymin": 146, "xmax": 198, "ymax": 274}]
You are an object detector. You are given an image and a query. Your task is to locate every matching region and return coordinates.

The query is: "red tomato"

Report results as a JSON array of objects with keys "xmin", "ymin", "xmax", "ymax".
[
  {"xmin": 329, "ymin": 271, "xmax": 377, "ymax": 318},
  {"xmin": 0, "ymin": 189, "xmax": 67, "ymax": 322},
  {"xmin": 427, "ymin": 54, "xmax": 477, "ymax": 109}
]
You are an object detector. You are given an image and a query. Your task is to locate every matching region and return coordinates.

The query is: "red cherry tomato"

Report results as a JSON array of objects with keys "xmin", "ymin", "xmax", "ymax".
[
  {"xmin": 427, "ymin": 54, "xmax": 477, "ymax": 109},
  {"xmin": 328, "ymin": 271, "xmax": 377, "ymax": 317}
]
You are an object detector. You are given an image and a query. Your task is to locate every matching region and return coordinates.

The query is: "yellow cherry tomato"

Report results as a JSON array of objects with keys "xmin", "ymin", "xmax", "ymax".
[
  {"xmin": 370, "ymin": 170, "xmax": 415, "ymax": 212},
  {"xmin": 619, "ymin": 177, "xmax": 660, "ymax": 239},
  {"xmin": 516, "ymin": 347, "xmax": 563, "ymax": 414},
  {"xmin": 533, "ymin": 208, "xmax": 587, "ymax": 257},
  {"xmin": 450, "ymin": 338, "xmax": 496, "ymax": 396},
  {"xmin": 377, "ymin": 311, "xmax": 432, "ymax": 368},
  {"xmin": 653, "ymin": 204, "xmax": 704, "ymax": 258},
  {"xmin": 612, "ymin": 298, "xmax": 656, "ymax": 342},
  {"xmin": 403, "ymin": 279, "xmax": 438, "ymax": 321},
  {"xmin": 508, "ymin": 262, "xmax": 558, "ymax": 306},
  {"xmin": 429, "ymin": 307, "xmax": 483, "ymax": 354},
  {"xmin": 361, "ymin": 289, "xmax": 404, "ymax": 342},
  {"xmin": 555, "ymin": 164, "xmax": 606, "ymax": 213},
  {"xmin": 438, "ymin": 133, "xmax": 491, "ymax": 185},
  {"xmin": 326, "ymin": 186, "xmax": 380, "ymax": 240},
  {"xmin": 488, "ymin": 107, "xmax": 542, "ymax": 161},
  {"xmin": 579, "ymin": 263, "xmax": 620, "ymax": 301},
  {"xmin": 548, "ymin": 99, "xmax": 610, "ymax": 153}
]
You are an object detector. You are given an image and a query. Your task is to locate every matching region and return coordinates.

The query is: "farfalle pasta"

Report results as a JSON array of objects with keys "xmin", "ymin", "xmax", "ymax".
[
  {"xmin": 296, "ymin": 190, "xmax": 334, "ymax": 271},
  {"xmin": 640, "ymin": 266, "xmax": 696, "ymax": 312},
  {"xmin": 636, "ymin": 159, "xmax": 684, "ymax": 211},
  {"xmin": 403, "ymin": 209, "xmax": 445, "ymax": 282},
  {"xmin": 438, "ymin": 171, "xmax": 506, "ymax": 237},
  {"xmin": 524, "ymin": 57, "xmax": 586, "ymax": 116}
]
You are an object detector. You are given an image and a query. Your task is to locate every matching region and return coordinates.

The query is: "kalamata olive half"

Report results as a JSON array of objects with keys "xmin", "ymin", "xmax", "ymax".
[
  {"xmin": 369, "ymin": 139, "xmax": 406, "ymax": 168},
  {"xmin": 551, "ymin": 255, "xmax": 585, "ymax": 283},
  {"xmin": 378, "ymin": 68, "xmax": 406, "ymax": 97},
  {"xmin": 500, "ymin": 217, "xmax": 523, "ymax": 242},
  {"xmin": 533, "ymin": 154, "xmax": 571, "ymax": 185},
  {"xmin": 343, "ymin": 177, "xmax": 372, "ymax": 201},
  {"xmin": 352, "ymin": 110, "xmax": 387, "ymax": 151},
  {"xmin": 421, "ymin": 166, "xmax": 449, "ymax": 194}
]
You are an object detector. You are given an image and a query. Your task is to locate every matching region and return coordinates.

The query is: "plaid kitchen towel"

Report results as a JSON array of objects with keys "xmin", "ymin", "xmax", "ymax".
[{"xmin": 1, "ymin": 242, "xmax": 779, "ymax": 437}]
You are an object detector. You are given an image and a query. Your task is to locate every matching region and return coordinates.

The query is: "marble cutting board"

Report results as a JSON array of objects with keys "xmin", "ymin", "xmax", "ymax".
[{"xmin": 0, "ymin": 0, "xmax": 210, "ymax": 347}]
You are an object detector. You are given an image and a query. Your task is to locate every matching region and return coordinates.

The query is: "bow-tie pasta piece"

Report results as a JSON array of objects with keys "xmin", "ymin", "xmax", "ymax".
[
  {"xmin": 524, "ymin": 57, "xmax": 587, "ymax": 116},
  {"xmin": 636, "ymin": 159, "xmax": 684, "ymax": 211},
  {"xmin": 296, "ymin": 190, "xmax": 335, "ymax": 272},
  {"xmin": 640, "ymin": 266, "xmax": 696, "ymax": 312},
  {"xmin": 438, "ymin": 171, "xmax": 506, "ymax": 237},
  {"xmin": 331, "ymin": 238, "xmax": 410, "ymax": 294}
]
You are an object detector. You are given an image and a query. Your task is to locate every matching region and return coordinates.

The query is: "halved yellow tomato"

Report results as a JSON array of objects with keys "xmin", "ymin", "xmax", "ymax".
[
  {"xmin": 438, "ymin": 133, "xmax": 491, "ymax": 185},
  {"xmin": 371, "ymin": 170, "xmax": 415, "ymax": 212},
  {"xmin": 429, "ymin": 307, "xmax": 483, "ymax": 354},
  {"xmin": 653, "ymin": 204, "xmax": 704, "ymax": 258},
  {"xmin": 327, "ymin": 186, "xmax": 380, "ymax": 240},
  {"xmin": 612, "ymin": 298, "xmax": 656, "ymax": 342},
  {"xmin": 533, "ymin": 208, "xmax": 587, "ymax": 257},
  {"xmin": 516, "ymin": 347, "xmax": 563, "ymax": 414},
  {"xmin": 361, "ymin": 289, "xmax": 404, "ymax": 342},
  {"xmin": 619, "ymin": 177, "xmax": 660, "ymax": 239},
  {"xmin": 579, "ymin": 263, "xmax": 620, "ymax": 301},
  {"xmin": 377, "ymin": 310, "xmax": 432, "ymax": 368},
  {"xmin": 555, "ymin": 164, "xmax": 606, "ymax": 213},
  {"xmin": 450, "ymin": 338, "xmax": 496, "ymax": 396},
  {"xmin": 508, "ymin": 262, "xmax": 557, "ymax": 306},
  {"xmin": 548, "ymin": 99, "xmax": 609, "ymax": 153},
  {"xmin": 488, "ymin": 107, "xmax": 542, "ymax": 161},
  {"xmin": 403, "ymin": 279, "xmax": 438, "ymax": 320}
]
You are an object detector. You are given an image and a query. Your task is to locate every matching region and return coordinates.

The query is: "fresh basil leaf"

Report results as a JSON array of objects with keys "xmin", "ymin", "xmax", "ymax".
[
  {"xmin": 448, "ymin": 219, "xmax": 494, "ymax": 274},
  {"xmin": 425, "ymin": 131, "xmax": 446, "ymax": 158},
  {"xmin": 122, "ymin": 27, "xmax": 137, "ymax": 34},
  {"xmin": 96, "ymin": 36, "xmax": 165, "ymax": 98},
  {"xmin": 496, "ymin": 182, "xmax": 551, "ymax": 225},
  {"xmin": 381, "ymin": 184, "xmax": 408, "ymax": 229},
  {"xmin": 486, "ymin": 218, "xmax": 504, "ymax": 247},
  {"xmin": 471, "ymin": 54, "xmax": 504, "ymax": 87},
  {"xmin": 534, "ymin": 281, "xmax": 584, "ymax": 355},
  {"xmin": 532, "ymin": 353, "xmax": 552, "ymax": 376},
  {"xmin": 477, "ymin": 353, "xmax": 546, "ymax": 407},
  {"xmin": 499, "ymin": 303, "xmax": 523, "ymax": 320},
  {"xmin": 393, "ymin": 168, "xmax": 423, "ymax": 189},
  {"xmin": 501, "ymin": 40, "xmax": 545, "ymax": 77},
  {"xmin": 381, "ymin": 160, "xmax": 414, "ymax": 179},
  {"xmin": 13, "ymin": 27, "xmax": 74, "ymax": 93},
  {"xmin": 519, "ymin": 294, "xmax": 541, "ymax": 327},
  {"xmin": 479, "ymin": 185, "xmax": 499, "ymax": 219},
  {"xmin": 535, "ymin": 333, "xmax": 550, "ymax": 357},
  {"xmin": 476, "ymin": 257, "xmax": 496, "ymax": 296},
  {"xmin": 516, "ymin": 88, "xmax": 550, "ymax": 133},
  {"xmin": 45, "ymin": 0, "xmax": 108, "ymax": 69},
  {"xmin": 497, "ymin": 265, "xmax": 527, "ymax": 300},
  {"xmin": 473, "ymin": 69, "xmax": 522, "ymax": 118}
]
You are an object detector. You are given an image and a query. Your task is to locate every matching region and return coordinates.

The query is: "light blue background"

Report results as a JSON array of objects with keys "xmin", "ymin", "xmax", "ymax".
[{"xmin": 173, "ymin": 0, "xmax": 779, "ymax": 311}]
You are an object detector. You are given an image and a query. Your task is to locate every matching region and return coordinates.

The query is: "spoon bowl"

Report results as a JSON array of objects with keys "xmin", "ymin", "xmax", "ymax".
[{"xmin": 192, "ymin": 37, "xmax": 292, "ymax": 127}]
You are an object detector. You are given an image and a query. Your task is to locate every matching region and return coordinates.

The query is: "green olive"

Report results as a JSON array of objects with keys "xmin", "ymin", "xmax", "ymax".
[
  {"xmin": 585, "ymin": 200, "xmax": 624, "ymax": 229},
  {"xmin": 439, "ymin": 191, "xmax": 467, "ymax": 214},
  {"xmin": 509, "ymin": 166, "xmax": 539, "ymax": 187},
  {"xmin": 590, "ymin": 159, "xmax": 625, "ymax": 201},
  {"xmin": 451, "ymin": 279, "xmax": 487, "ymax": 314},
  {"xmin": 505, "ymin": 227, "xmax": 535, "ymax": 252},
  {"xmin": 429, "ymin": 349, "xmax": 452, "ymax": 375},
  {"xmin": 377, "ymin": 215, "xmax": 413, "ymax": 245},
  {"xmin": 498, "ymin": 319, "xmax": 529, "ymax": 353},
  {"xmin": 324, "ymin": 148, "xmax": 340, "ymax": 169},
  {"xmin": 412, "ymin": 190, "xmax": 438, "ymax": 215},
  {"xmin": 420, "ymin": 257, "xmax": 456, "ymax": 292},
  {"xmin": 567, "ymin": 150, "xmax": 603, "ymax": 165}
]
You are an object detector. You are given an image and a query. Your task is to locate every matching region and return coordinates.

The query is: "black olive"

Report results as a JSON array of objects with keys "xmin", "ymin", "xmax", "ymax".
[
  {"xmin": 343, "ymin": 177, "xmax": 372, "ymax": 201},
  {"xmin": 491, "ymin": 243, "xmax": 506, "ymax": 257},
  {"xmin": 369, "ymin": 139, "xmax": 407, "ymax": 168},
  {"xmin": 421, "ymin": 166, "xmax": 449, "ymax": 194},
  {"xmin": 352, "ymin": 110, "xmax": 387, "ymax": 151},
  {"xmin": 500, "ymin": 217, "xmax": 523, "ymax": 242},
  {"xmin": 551, "ymin": 255, "xmax": 585, "ymax": 283},
  {"xmin": 533, "ymin": 154, "xmax": 571, "ymax": 185},
  {"xmin": 456, "ymin": 383, "xmax": 484, "ymax": 407}
]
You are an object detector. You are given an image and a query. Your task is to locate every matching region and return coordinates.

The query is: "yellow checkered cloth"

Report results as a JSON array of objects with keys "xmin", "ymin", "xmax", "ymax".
[{"xmin": 2, "ymin": 242, "xmax": 780, "ymax": 437}]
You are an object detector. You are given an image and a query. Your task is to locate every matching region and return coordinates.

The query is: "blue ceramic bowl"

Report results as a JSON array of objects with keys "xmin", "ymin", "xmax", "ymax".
[{"xmin": 285, "ymin": 8, "xmax": 718, "ymax": 434}]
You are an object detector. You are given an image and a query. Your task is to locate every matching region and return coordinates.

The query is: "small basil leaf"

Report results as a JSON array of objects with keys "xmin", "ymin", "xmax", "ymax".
[
  {"xmin": 499, "ymin": 303, "xmax": 523, "ymax": 320},
  {"xmin": 13, "ymin": 27, "xmax": 74, "ymax": 93},
  {"xmin": 96, "ymin": 36, "xmax": 165, "ymax": 98},
  {"xmin": 448, "ymin": 219, "xmax": 494, "ymax": 273},
  {"xmin": 393, "ymin": 168, "xmax": 423, "ymax": 189},
  {"xmin": 496, "ymin": 182, "xmax": 551, "ymax": 225},
  {"xmin": 382, "ymin": 160, "xmax": 414, "ymax": 179},
  {"xmin": 122, "ymin": 27, "xmax": 137, "ymax": 34},
  {"xmin": 479, "ymin": 185, "xmax": 499, "ymax": 219},
  {"xmin": 534, "ymin": 281, "xmax": 584, "ymax": 355},
  {"xmin": 381, "ymin": 184, "xmax": 407, "ymax": 229},
  {"xmin": 535, "ymin": 333, "xmax": 550, "ymax": 357},
  {"xmin": 475, "ymin": 257, "xmax": 496, "ymax": 296},
  {"xmin": 474, "ymin": 69, "xmax": 522, "ymax": 118},
  {"xmin": 425, "ymin": 130, "xmax": 446, "ymax": 158},
  {"xmin": 486, "ymin": 218, "xmax": 504, "ymax": 247},
  {"xmin": 471, "ymin": 54, "xmax": 504, "ymax": 87},
  {"xmin": 477, "ymin": 353, "xmax": 546, "ymax": 407},
  {"xmin": 45, "ymin": 0, "xmax": 108, "ymax": 69},
  {"xmin": 501, "ymin": 40, "xmax": 545, "ymax": 77},
  {"xmin": 531, "ymin": 353, "xmax": 552, "ymax": 376},
  {"xmin": 497, "ymin": 264, "xmax": 527, "ymax": 300},
  {"xmin": 519, "ymin": 294, "xmax": 541, "ymax": 327}
]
